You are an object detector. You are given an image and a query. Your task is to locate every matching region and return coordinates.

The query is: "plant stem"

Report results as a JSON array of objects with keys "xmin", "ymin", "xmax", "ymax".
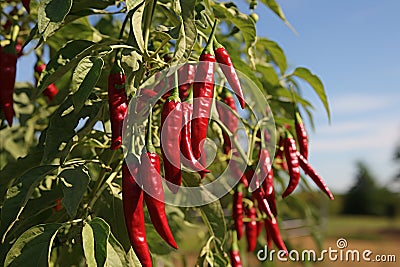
[{"xmin": 143, "ymin": 0, "xmax": 157, "ymax": 51}]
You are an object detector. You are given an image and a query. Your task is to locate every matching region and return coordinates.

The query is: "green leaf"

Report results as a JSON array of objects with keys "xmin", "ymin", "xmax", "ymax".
[
  {"xmin": 291, "ymin": 67, "xmax": 331, "ymax": 119},
  {"xmin": 71, "ymin": 57, "xmax": 104, "ymax": 113},
  {"xmin": 82, "ymin": 222, "xmax": 97, "ymax": 267},
  {"xmin": 4, "ymin": 224, "xmax": 62, "ymax": 267},
  {"xmin": 199, "ymin": 200, "xmax": 227, "ymax": 245},
  {"xmin": 212, "ymin": 4, "xmax": 256, "ymax": 64},
  {"xmin": 0, "ymin": 165, "xmax": 57, "ymax": 242},
  {"xmin": 38, "ymin": 0, "xmax": 73, "ymax": 40},
  {"xmin": 173, "ymin": 0, "xmax": 197, "ymax": 63},
  {"xmin": 257, "ymin": 38, "xmax": 287, "ymax": 74},
  {"xmin": 130, "ymin": 0, "xmax": 145, "ymax": 53},
  {"xmin": 106, "ymin": 233, "xmax": 130, "ymax": 267},
  {"xmin": 88, "ymin": 218, "xmax": 111, "ymax": 267},
  {"xmin": 60, "ymin": 166, "xmax": 90, "ymax": 218}
]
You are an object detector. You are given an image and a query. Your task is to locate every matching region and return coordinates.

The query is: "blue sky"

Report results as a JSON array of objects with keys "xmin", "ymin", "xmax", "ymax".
[
  {"xmin": 257, "ymin": 0, "xmax": 400, "ymax": 192},
  {"xmin": 15, "ymin": 1, "xmax": 400, "ymax": 193}
]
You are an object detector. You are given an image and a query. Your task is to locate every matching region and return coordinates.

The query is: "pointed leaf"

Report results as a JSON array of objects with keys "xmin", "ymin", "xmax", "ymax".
[
  {"xmin": 257, "ymin": 38, "xmax": 287, "ymax": 74},
  {"xmin": 60, "ymin": 166, "xmax": 90, "ymax": 218},
  {"xmin": 291, "ymin": 67, "xmax": 330, "ymax": 119},
  {"xmin": 89, "ymin": 218, "xmax": 110, "ymax": 267},
  {"xmin": 4, "ymin": 223, "xmax": 62, "ymax": 267},
  {"xmin": 82, "ymin": 222, "xmax": 97, "ymax": 267},
  {"xmin": 0, "ymin": 165, "xmax": 57, "ymax": 242},
  {"xmin": 199, "ymin": 200, "xmax": 227, "ymax": 245}
]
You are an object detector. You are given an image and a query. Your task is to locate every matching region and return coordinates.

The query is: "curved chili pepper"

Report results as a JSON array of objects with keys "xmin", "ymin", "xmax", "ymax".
[
  {"xmin": 141, "ymin": 151, "xmax": 178, "ymax": 249},
  {"xmin": 295, "ymin": 111, "xmax": 309, "ymax": 159},
  {"xmin": 214, "ymin": 40, "xmax": 245, "ymax": 109},
  {"xmin": 108, "ymin": 61, "xmax": 128, "ymax": 150},
  {"xmin": 0, "ymin": 44, "xmax": 17, "ymax": 126},
  {"xmin": 256, "ymin": 220, "xmax": 263, "ymax": 237},
  {"xmin": 233, "ymin": 188, "xmax": 244, "ymax": 240},
  {"xmin": 297, "ymin": 152, "xmax": 334, "ymax": 200},
  {"xmin": 122, "ymin": 161, "xmax": 153, "ymax": 267},
  {"xmin": 265, "ymin": 217, "xmax": 288, "ymax": 255},
  {"xmin": 274, "ymin": 136, "xmax": 288, "ymax": 171},
  {"xmin": 264, "ymin": 219, "xmax": 273, "ymax": 250},
  {"xmin": 230, "ymin": 230, "xmax": 243, "ymax": 267},
  {"xmin": 178, "ymin": 64, "xmax": 195, "ymax": 100},
  {"xmin": 22, "ymin": 0, "xmax": 30, "ymax": 13},
  {"xmin": 259, "ymin": 148, "xmax": 277, "ymax": 216},
  {"xmin": 161, "ymin": 84, "xmax": 182, "ymax": 193},
  {"xmin": 282, "ymin": 133, "xmax": 301, "ymax": 198},
  {"xmin": 180, "ymin": 92, "xmax": 210, "ymax": 172},
  {"xmin": 35, "ymin": 63, "xmax": 59, "ymax": 101},
  {"xmin": 245, "ymin": 206, "xmax": 257, "ymax": 252},
  {"xmin": 216, "ymin": 89, "xmax": 238, "ymax": 154},
  {"xmin": 246, "ymin": 168, "xmax": 274, "ymax": 220}
]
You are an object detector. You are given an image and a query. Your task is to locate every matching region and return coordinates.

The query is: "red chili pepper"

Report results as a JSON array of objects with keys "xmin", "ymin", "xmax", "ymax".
[
  {"xmin": 274, "ymin": 136, "xmax": 288, "ymax": 171},
  {"xmin": 282, "ymin": 133, "xmax": 301, "ymax": 198},
  {"xmin": 178, "ymin": 64, "xmax": 195, "ymax": 100},
  {"xmin": 161, "ymin": 83, "xmax": 182, "ymax": 193},
  {"xmin": 216, "ymin": 89, "xmax": 238, "ymax": 154},
  {"xmin": 297, "ymin": 152, "xmax": 334, "ymax": 200},
  {"xmin": 233, "ymin": 188, "xmax": 244, "ymax": 240},
  {"xmin": 107, "ymin": 61, "xmax": 128, "ymax": 150},
  {"xmin": 259, "ymin": 148, "xmax": 277, "ymax": 216},
  {"xmin": 246, "ymin": 168, "xmax": 274, "ymax": 220},
  {"xmin": 264, "ymin": 217, "xmax": 287, "ymax": 254},
  {"xmin": 180, "ymin": 91, "xmax": 210, "ymax": 172},
  {"xmin": 22, "ymin": 0, "xmax": 30, "ymax": 13},
  {"xmin": 191, "ymin": 26, "xmax": 217, "ymax": 174},
  {"xmin": 256, "ymin": 220, "xmax": 263, "ymax": 237},
  {"xmin": 141, "ymin": 131, "xmax": 178, "ymax": 249},
  {"xmin": 214, "ymin": 40, "xmax": 245, "ymax": 109},
  {"xmin": 264, "ymin": 219, "xmax": 273, "ymax": 250},
  {"xmin": 0, "ymin": 44, "xmax": 17, "ymax": 126},
  {"xmin": 230, "ymin": 231, "xmax": 243, "ymax": 267},
  {"xmin": 35, "ymin": 63, "xmax": 59, "ymax": 101},
  {"xmin": 245, "ymin": 206, "xmax": 257, "ymax": 252},
  {"xmin": 295, "ymin": 111, "xmax": 309, "ymax": 159},
  {"xmin": 122, "ymin": 161, "xmax": 152, "ymax": 267},
  {"xmin": 52, "ymin": 198, "xmax": 63, "ymax": 213}
]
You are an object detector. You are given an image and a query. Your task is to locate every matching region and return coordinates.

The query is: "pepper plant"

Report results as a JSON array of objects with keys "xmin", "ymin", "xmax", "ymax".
[{"xmin": 0, "ymin": 0, "xmax": 332, "ymax": 266}]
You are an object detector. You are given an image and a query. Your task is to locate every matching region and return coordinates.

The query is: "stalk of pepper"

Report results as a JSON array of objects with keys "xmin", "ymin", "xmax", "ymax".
[
  {"xmin": 264, "ymin": 217, "xmax": 287, "ymax": 254},
  {"xmin": 245, "ymin": 205, "xmax": 257, "ymax": 252},
  {"xmin": 161, "ymin": 74, "xmax": 183, "ymax": 193},
  {"xmin": 233, "ymin": 186, "xmax": 244, "ymax": 240},
  {"xmin": 259, "ymin": 146, "xmax": 277, "ymax": 216},
  {"xmin": 34, "ymin": 63, "xmax": 59, "ymax": 101},
  {"xmin": 230, "ymin": 230, "xmax": 243, "ymax": 267},
  {"xmin": 0, "ymin": 43, "xmax": 17, "ymax": 126},
  {"xmin": 191, "ymin": 22, "xmax": 217, "ymax": 173},
  {"xmin": 107, "ymin": 60, "xmax": 128, "ymax": 150},
  {"xmin": 295, "ymin": 111, "xmax": 309, "ymax": 159},
  {"xmin": 216, "ymin": 89, "xmax": 238, "ymax": 154},
  {"xmin": 178, "ymin": 64, "xmax": 196, "ymax": 100},
  {"xmin": 214, "ymin": 39, "xmax": 245, "ymax": 109},
  {"xmin": 282, "ymin": 132, "xmax": 301, "ymax": 198},
  {"xmin": 122, "ymin": 161, "xmax": 153, "ymax": 267},
  {"xmin": 141, "ymin": 116, "xmax": 178, "ymax": 249},
  {"xmin": 297, "ymin": 152, "xmax": 334, "ymax": 200},
  {"xmin": 181, "ymin": 89, "xmax": 210, "ymax": 172}
]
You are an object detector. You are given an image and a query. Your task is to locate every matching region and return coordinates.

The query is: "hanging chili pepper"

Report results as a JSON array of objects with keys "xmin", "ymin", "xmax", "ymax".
[
  {"xmin": 35, "ymin": 63, "xmax": 59, "ymax": 101},
  {"xmin": 245, "ymin": 206, "xmax": 257, "ymax": 252},
  {"xmin": 122, "ymin": 161, "xmax": 153, "ymax": 267},
  {"xmin": 22, "ymin": 0, "xmax": 30, "ymax": 13},
  {"xmin": 216, "ymin": 89, "xmax": 238, "ymax": 154},
  {"xmin": 0, "ymin": 43, "xmax": 17, "ymax": 126},
  {"xmin": 141, "ymin": 118, "xmax": 178, "ymax": 249},
  {"xmin": 297, "ymin": 152, "xmax": 334, "ymax": 200},
  {"xmin": 274, "ymin": 136, "xmax": 288, "ymax": 171},
  {"xmin": 107, "ymin": 60, "xmax": 128, "ymax": 150},
  {"xmin": 191, "ymin": 22, "xmax": 217, "ymax": 173},
  {"xmin": 178, "ymin": 64, "xmax": 195, "ymax": 100},
  {"xmin": 230, "ymin": 230, "xmax": 243, "ymax": 267},
  {"xmin": 246, "ymin": 168, "xmax": 274, "ymax": 220},
  {"xmin": 256, "ymin": 220, "xmax": 263, "ymax": 237},
  {"xmin": 259, "ymin": 148, "xmax": 277, "ymax": 216},
  {"xmin": 295, "ymin": 111, "xmax": 309, "ymax": 159},
  {"xmin": 180, "ymin": 90, "xmax": 210, "ymax": 172},
  {"xmin": 282, "ymin": 133, "xmax": 301, "ymax": 198},
  {"xmin": 214, "ymin": 39, "xmax": 245, "ymax": 109},
  {"xmin": 161, "ymin": 76, "xmax": 182, "ymax": 193},
  {"xmin": 233, "ymin": 187, "xmax": 244, "ymax": 240},
  {"xmin": 264, "ymin": 217, "xmax": 288, "ymax": 255},
  {"xmin": 264, "ymin": 218, "xmax": 273, "ymax": 250}
]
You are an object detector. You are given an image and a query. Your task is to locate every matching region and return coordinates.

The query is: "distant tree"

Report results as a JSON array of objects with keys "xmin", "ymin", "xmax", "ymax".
[
  {"xmin": 342, "ymin": 161, "xmax": 389, "ymax": 216},
  {"xmin": 395, "ymin": 144, "xmax": 400, "ymax": 179}
]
